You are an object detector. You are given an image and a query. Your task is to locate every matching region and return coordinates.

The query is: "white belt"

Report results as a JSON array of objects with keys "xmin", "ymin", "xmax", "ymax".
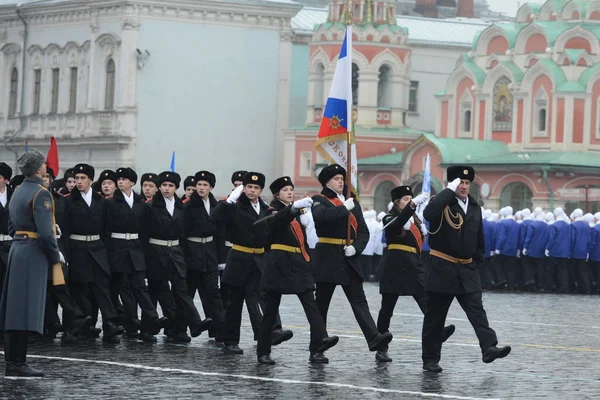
[
  {"xmin": 187, "ymin": 236, "xmax": 213, "ymax": 244},
  {"xmin": 69, "ymin": 234, "xmax": 101, "ymax": 242},
  {"xmin": 149, "ymin": 238, "xmax": 179, "ymax": 247},
  {"xmin": 111, "ymin": 233, "xmax": 139, "ymax": 240},
  {"xmin": 55, "ymin": 234, "xmax": 61, "ymax": 239},
  {"xmin": 225, "ymin": 241, "xmax": 233, "ymax": 247},
  {"xmin": 0, "ymin": 234, "xmax": 12, "ymax": 241}
]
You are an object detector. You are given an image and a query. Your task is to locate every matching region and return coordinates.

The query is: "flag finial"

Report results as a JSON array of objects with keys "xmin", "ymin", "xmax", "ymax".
[{"xmin": 342, "ymin": 0, "xmax": 353, "ymax": 26}]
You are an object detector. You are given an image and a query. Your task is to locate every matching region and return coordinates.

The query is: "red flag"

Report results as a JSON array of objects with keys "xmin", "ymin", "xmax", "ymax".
[{"xmin": 46, "ymin": 136, "xmax": 59, "ymax": 177}]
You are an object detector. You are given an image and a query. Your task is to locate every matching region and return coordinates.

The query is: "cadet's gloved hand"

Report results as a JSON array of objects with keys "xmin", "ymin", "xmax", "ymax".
[
  {"xmin": 293, "ymin": 197, "xmax": 313, "ymax": 210},
  {"xmin": 412, "ymin": 192, "xmax": 429, "ymax": 206},
  {"xmin": 218, "ymin": 263, "xmax": 226, "ymax": 271},
  {"xmin": 403, "ymin": 217, "xmax": 413, "ymax": 230},
  {"xmin": 522, "ymin": 248, "xmax": 527, "ymax": 256},
  {"xmin": 420, "ymin": 223, "xmax": 428, "ymax": 237},
  {"xmin": 299, "ymin": 210, "xmax": 312, "ymax": 227},
  {"xmin": 516, "ymin": 249, "xmax": 521, "ymax": 258},
  {"xmin": 494, "ymin": 249, "xmax": 500, "ymax": 255},
  {"xmin": 490, "ymin": 251, "xmax": 495, "ymax": 257},
  {"xmin": 55, "ymin": 224, "xmax": 62, "ymax": 236},
  {"xmin": 344, "ymin": 245, "xmax": 356, "ymax": 257},
  {"xmin": 343, "ymin": 198, "xmax": 355, "ymax": 211},
  {"xmin": 447, "ymin": 178, "xmax": 461, "ymax": 192},
  {"xmin": 226, "ymin": 185, "xmax": 244, "ymax": 204},
  {"xmin": 545, "ymin": 249, "xmax": 550, "ymax": 257},
  {"xmin": 59, "ymin": 251, "xmax": 66, "ymax": 264}
]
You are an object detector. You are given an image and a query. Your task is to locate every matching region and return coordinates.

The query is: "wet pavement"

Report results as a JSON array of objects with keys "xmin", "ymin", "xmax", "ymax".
[{"xmin": 3, "ymin": 284, "xmax": 600, "ymax": 399}]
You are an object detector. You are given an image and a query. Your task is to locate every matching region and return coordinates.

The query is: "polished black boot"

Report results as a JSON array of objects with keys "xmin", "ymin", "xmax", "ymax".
[
  {"xmin": 368, "ymin": 332, "xmax": 393, "ymax": 351},
  {"xmin": 70, "ymin": 316, "xmax": 93, "ymax": 336},
  {"xmin": 422, "ymin": 361, "xmax": 442, "ymax": 373},
  {"xmin": 5, "ymin": 331, "xmax": 44, "ymax": 378},
  {"xmin": 222, "ymin": 344, "xmax": 244, "ymax": 354},
  {"xmin": 103, "ymin": 321, "xmax": 125, "ymax": 339},
  {"xmin": 257, "ymin": 354, "xmax": 275, "ymax": 365},
  {"xmin": 375, "ymin": 349, "xmax": 392, "ymax": 362},
  {"xmin": 271, "ymin": 329, "xmax": 293, "ymax": 346},
  {"xmin": 442, "ymin": 325, "xmax": 456, "ymax": 342},
  {"xmin": 482, "ymin": 345, "xmax": 511, "ymax": 363},
  {"xmin": 190, "ymin": 318, "xmax": 213, "ymax": 338},
  {"xmin": 309, "ymin": 352, "xmax": 329, "ymax": 363}
]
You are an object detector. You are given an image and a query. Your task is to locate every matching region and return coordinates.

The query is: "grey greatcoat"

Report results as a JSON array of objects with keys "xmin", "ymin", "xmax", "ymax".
[{"xmin": 0, "ymin": 177, "xmax": 60, "ymax": 334}]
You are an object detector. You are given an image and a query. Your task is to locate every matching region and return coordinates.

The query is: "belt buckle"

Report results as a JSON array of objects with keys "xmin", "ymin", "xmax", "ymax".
[
  {"xmin": 201, "ymin": 238, "xmax": 207, "ymax": 243},
  {"xmin": 458, "ymin": 258, "xmax": 463, "ymax": 263},
  {"xmin": 86, "ymin": 236, "xmax": 92, "ymax": 242},
  {"xmin": 167, "ymin": 240, "xmax": 173, "ymax": 247},
  {"xmin": 125, "ymin": 233, "xmax": 132, "ymax": 240}
]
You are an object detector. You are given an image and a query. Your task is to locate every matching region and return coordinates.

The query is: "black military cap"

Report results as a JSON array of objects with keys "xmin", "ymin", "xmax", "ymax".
[
  {"xmin": 447, "ymin": 165, "xmax": 475, "ymax": 182},
  {"xmin": 317, "ymin": 164, "xmax": 346, "ymax": 187},
  {"xmin": 50, "ymin": 178, "xmax": 66, "ymax": 193},
  {"xmin": 231, "ymin": 170, "xmax": 247, "ymax": 185},
  {"xmin": 194, "ymin": 170, "xmax": 216, "ymax": 188},
  {"xmin": 99, "ymin": 169, "xmax": 117, "ymax": 185},
  {"xmin": 391, "ymin": 185, "xmax": 413, "ymax": 202},
  {"xmin": 63, "ymin": 167, "xmax": 75, "ymax": 180},
  {"xmin": 269, "ymin": 176, "xmax": 294, "ymax": 195},
  {"xmin": 0, "ymin": 162, "xmax": 12, "ymax": 180},
  {"xmin": 116, "ymin": 167, "xmax": 138, "ymax": 184},
  {"xmin": 242, "ymin": 172, "xmax": 265, "ymax": 189},
  {"xmin": 74, "ymin": 164, "xmax": 95, "ymax": 180},
  {"xmin": 184, "ymin": 175, "xmax": 196, "ymax": 189},
  {"xmin": 158, "ymin": 171, "xmax": 181, "ymax": 189},
  {"xmin": 8, "ymin": 174, "xmax": 24, "ymax": 190},
  {"xmin": 140, "ymin": 173, "xmax": 158, "ymax": 186},
  {"xmin": 46, "ymin": 166, "xmax": 56, "ymax": 181}
]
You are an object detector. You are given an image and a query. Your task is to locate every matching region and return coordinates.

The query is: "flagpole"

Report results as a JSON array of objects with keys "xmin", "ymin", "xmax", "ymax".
[{"xmin": 345, "ymin": 1, "xmax": 353, "ymax": 245}]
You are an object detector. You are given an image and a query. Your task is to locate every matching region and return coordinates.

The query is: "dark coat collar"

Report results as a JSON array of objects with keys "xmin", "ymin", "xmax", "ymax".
[
  {"xmin": 113, "ymin": 188, "xmax": 144, "ymax": 204},
  {"xmin": 320, "ymin": 187, "xmax": 339, "ymax": 199},
  {"xmin": 187, "ymin": 191, "xmax": 217, "ymax": 208},
  {"xmin": 151, "ymin": 191, "xmax": 183, "ymax": 209},
  {"xmin": 69, "ymin": 187, "xmax": 104, "ymax": 202},
  {"xmin": 237, "ymin": 192, "xmax": 268, "ymax": 211},
  {"xmin": 269, "ymin": 199, "xmax": 289, "ymax": 211}
]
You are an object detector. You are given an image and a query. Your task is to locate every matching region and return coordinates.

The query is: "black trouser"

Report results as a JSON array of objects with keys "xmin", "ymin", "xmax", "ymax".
[
  {"xmin": 187, "ymin": 270, "xmax": 225, "ymax": 340},
  {"xmin": 245, "ymin": 283, "xmax": 266, "ymax": 338},
  {"xmin": 359, "ymin": 255, "xmax": 373, "ymax": 281},
  {"xmin": 377, "ymin": 292, "xmax": 427, "ymax": 336},
  {"xmin": 574, "ymin": 259, "xmax": 591, "ymax": 294},
  {"xmin": 548, "ymin": 257, "xmax": 569, "ymax": 293},
  {"xmin": 112, "ymin": 271, "xmax": 159, "ymax": 333},
  {"xmin": 498, "ymin": 255, "xmax": 519, "ymax": 290},
  {"xmin": 422, "ymin": 291, "xmax": 498, "ymax": 363},
  {"xmin": 533, "ymin": 257, "xmax": 547, "ymax": 292},
  {"xmin": 479, "ymin": 258, "xmax": 495, "ymax": 289},
  {"xmin": 70, "ymin": 265, "xmax": 118, "ymax": 328},
  {"xmin": 4, "ymin": 330, "xmax": 30, "ymax": 365},
  {"xmin": 45, "ymin": 283, "xmax": 85, "ymax": 331},
  {"xmin": 591, "ymin": 261, "xmax": 600, "ymax": 293},
  {"xmin": 257, "ymin": 291, "xmax": 327, "ymax": 356},
  {"xmin": 120, "ymin": 275, "xmax": 139, "ymax": 324},
  {"xmin": 490, "ymin": 256, "xmax": 506, "ymax": 287},
  {"xmin": 521, "ymin": 256, "xmax": 536, "ymax": 289},
  {"xmin": 223, "ymin": 283, "xmax": 282, "ymax": 346},
  {"xmin": 315, "ymin": 268, "xmax": 379, "ymax": 344}
]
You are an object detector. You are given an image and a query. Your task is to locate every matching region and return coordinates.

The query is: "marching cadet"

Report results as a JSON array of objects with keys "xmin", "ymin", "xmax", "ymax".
[
  {"xmin": 421, "ymin": 166, "xmax": 510, "ymax": 373},
  {"xmin": 522, "ymin": 212, "xmax": 550, "ymax": 292},
  {"xmin": 64, "ymin": 168, "xmax": 76, "ymax": 192},
  {"xmin": 63, "ymin": 163, "xmax": 124, "ymax": 342},
  {"xmin": 144, "ymin": 171, "xmax": 212, "ymax": 343},
  {"xmin": 311, "ymin": 164, "xmax": 393, "ymax": 354},
  {"xmin": 141, "ymin": 173, "xmax": 159, "ymax": 201},
  {"xmin": 570, "ymin": 209, "xmax": 591, "ymax": 294},
  {"xmin": 376, "ymin": 186, "xmax": 454, "ymax": 363},
  {"xmin": 0, "ymin": 162, "xmax": 13, "ymax": 299},
  {"xmin": 99, "ymin": 169, "xmax": 118, "ymax": 198},
  {"xmin": 213, "ymin": 172, "xmax": 292, "ymax": 355},
  {"xmin": 257, "ymin": 177, "xmax": 339, "ymax": 365},
  {"xmin": 0, "ymin": 150, "xmax": 62, "ymax": 377},
  {"xmin": 105, "ymin": 167, "xmax": 168, "ymax": 343},
  {"xmin": 182, "ymin": 170, "xmax": 226, "ymax": 342},
  {"xmin": 519, "ymin": 209, "xmax": 536, "ymax": 291},
  {"xmin": 183, "ymin": 176, "xmax": 196, "ymax": 200},
  {"xmin": 546, "ymin": 211, "xmax": 571, "ymax": 293}
]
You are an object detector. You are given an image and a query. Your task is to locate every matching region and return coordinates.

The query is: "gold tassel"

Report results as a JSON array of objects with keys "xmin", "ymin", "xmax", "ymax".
[{"xmin": 52, "ymin": 263, "xmax": 65, "ymax": 286}]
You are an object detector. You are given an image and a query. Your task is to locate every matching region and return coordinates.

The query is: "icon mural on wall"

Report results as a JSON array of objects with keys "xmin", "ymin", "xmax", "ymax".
[{"xmin": 493, "ymin": 77, "xmax": 512, "ymax": 131}]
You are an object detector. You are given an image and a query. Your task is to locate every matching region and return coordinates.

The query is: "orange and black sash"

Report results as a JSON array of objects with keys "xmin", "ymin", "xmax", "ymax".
[
  {"xmin": 323, "ymin": 196, "xmax": 358, "ymax": 236},
  {"xmin": 409, "ymin": 223, "xmax": 423, "ymax": 255},
  {"xmin": 290, "ymin": 220, "xmax": 310, "ymax": 262}
]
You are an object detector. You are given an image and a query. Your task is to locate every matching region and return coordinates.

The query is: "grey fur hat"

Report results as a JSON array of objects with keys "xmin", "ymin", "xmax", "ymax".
[{"xmin": 17, "ymin": 149, "xmax": 45, "ymax": 177}]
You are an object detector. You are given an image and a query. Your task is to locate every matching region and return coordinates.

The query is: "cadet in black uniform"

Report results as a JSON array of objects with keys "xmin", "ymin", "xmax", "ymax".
[
  {"xmin": 257, "ymin": 177, "xmax": 338, "ymax": 365},
  {"xmin": 0, "ymin": 162, "xmax": 13, "ymax": 300},
  {"xmin": 183, "ymin": 176, "xmax": 196, "ymax": 200},
  {"xmin": 140, "ymin": 173, "xmax": 159, "ymax": 201},
  {"xmin": 376, "ymin": 186, "xmax": 454, "ymax": 363},
  {"xmin": 182, "ymin": 170, "xmax": 226, "ymax": 342},
  {"xmin": 144, "ymin": 171, "xmax": 212, "ymax": 342},
  {"xmin": 421, "ymin": 166, "xmax": 511, "ymax": 373},
  {"xmin": 99, "ymin": 169, "xmax": 117, "ymax": 198},
  {"xmin": 311, "ymin": 164, "xmax": 392, "ymax": 353},
  {"xmin": 212, "ymin": 172, "xmax": 292, "ymax": 355}
]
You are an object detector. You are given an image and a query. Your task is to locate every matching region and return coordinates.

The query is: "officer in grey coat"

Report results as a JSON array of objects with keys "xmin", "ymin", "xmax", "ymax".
[{"xmin": 0, "ymin": 150, "xmax": 63, "ymax": 378}]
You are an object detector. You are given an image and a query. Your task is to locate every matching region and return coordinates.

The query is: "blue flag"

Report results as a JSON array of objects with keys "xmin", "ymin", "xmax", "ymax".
[{"xmin": 169, "ymin": 151, "xmax": 175, "ymax": 172}]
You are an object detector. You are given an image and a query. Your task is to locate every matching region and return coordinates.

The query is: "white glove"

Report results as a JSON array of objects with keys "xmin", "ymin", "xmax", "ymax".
[
  {"xmin": 344, "ymin": 245, "xmax": 356, "ymax": 257},
  {"xmin": 447, "ymin": 178, "xmax": 461, "ymax": 192},
  {"xmin": 412, "ymin": 192, "xmax": 429, "ymax": 206},
  {"xmin": 522, "ymin": 248, "xmax": 527, "ymax": 256},
  {"xmin": 218, "ymin": 263, "xmax": 226, "ymax": 271},
  {"xmin": 55, "ymin": 224, "xmax": 62, "ymax": 236},
  {"xmin": 293, "ymin": 197, "xmax": 313, "ymax": 210},
  {"xmin": 545, "ymin": 249, "xmax": 550, "ymax": 257},
  {"xmin": 299, "ymin": 212, "xmax": 312, "ymax": 227},
  {"xmin": 516, "ymin": 250, "xmax": 521, "ymax": 258},
  {"xmin": 343, "ymin": 198, "xmax": 355, "ymax": 211},
  {"xmin": 587, "ymin": 253, "xmax": 589, "ymax": 261},
  {"xmin": 59, "ymin": 251, "xmax": 66, "ymax": 264},
  {"xmin": 490, "ymin": 251, "xmax": 494, "ymax": 257},
  {"xmin": 403, "ymin": 217, "xmax": 413, "ymax": 230},
  {"xmin": 494, "ymin": 250, "xmax": 500, "ymax": 255},
  {"xmin": 420, "ymin": 223, "xmax": 428, "ymax": 237},
  {"xmin": 226, "ymin": 185, "xmax": 244, "ymax": 204}
]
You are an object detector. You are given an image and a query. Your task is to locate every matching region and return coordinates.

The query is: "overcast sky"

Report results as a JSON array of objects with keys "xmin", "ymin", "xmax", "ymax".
[{"xmin": 486, "ymin": 0, "xmax": 546, "ymax": 17}]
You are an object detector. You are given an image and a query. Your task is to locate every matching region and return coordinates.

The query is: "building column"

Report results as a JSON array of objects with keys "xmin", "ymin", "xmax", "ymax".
[
  {"xmin": 275, "ymin": 26, "xmax": 294, "ymax": 176},
  {"xmin": 118, "ymin": 18, "xmax": 140, "ymax": 110},
  {"xmin": 86, "ymin": 22, "xmax": 99, "ymax": 111}
]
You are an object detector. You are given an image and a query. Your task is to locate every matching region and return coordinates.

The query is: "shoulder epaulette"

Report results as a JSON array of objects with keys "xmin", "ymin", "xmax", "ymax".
[
  {"xmin": 145, "ymin": 198, "xmax": 152, "ymax": 203},
  {"xmin": 183, "ymin": 198, "xmax": 190, "ymax": 204},
  {"xmin": 63, "ymin": 193, "xmax": 71, "ymax": 197}
]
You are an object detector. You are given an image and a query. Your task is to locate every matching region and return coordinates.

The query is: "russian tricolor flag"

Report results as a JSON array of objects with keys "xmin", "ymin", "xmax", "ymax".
[{"xmin": 315, "ymin": 26, "xmax": 358, "ymax": 193}]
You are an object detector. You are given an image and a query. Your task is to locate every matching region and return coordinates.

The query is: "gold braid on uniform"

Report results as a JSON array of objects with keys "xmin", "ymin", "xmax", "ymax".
[{"xmin": 428, "ymin": 195, "xmax": 464, "ymax": 235}]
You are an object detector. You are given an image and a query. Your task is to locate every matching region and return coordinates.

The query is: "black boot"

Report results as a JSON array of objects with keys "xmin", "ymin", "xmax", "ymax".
[
  {"xmin": 309, "ymin": 352, "xmax": 329, "ymax": 363},
  {"xmin": 138, "ymin": 332, "xmax": 157, "ymax": 343},
  {"xmin": 257, "ymin": 354, "xmax": 275, "ymax": 365},
  {"xmin": 103, "ymin": 321, "xmax": 125, "ymax": 339},
  {"xmin": 482, "ymin": 345, "xmax": 511, "ymax": 363},
  {"xmin": 5, "ymin": 331, "xmax": 44, "ymax": 378},
  {"xmin": 71, "ymin": 316, "xmax": 93, "ymax": 336},
  {"xmin": 61, "ymin": 332, "xmax": 79, "ymax": 344},
  {"xmin": 315, "ymin": 336, "xmax": 339, "ymax": 353},
  {"xmin": 422, "ymin": 361, "xmax": 442, "ymax": 373},
  {"xmin": 271, "ymin": 329, "xmax": 293, "ymax": 346},
  {"xmin": 375, "ymin": 349, "xmax": 392, "ymax": 362},
  {"xmin": 368, "ymin": 332, "xmax": 393, "ymax": 351},
  {"xmin": 190, "ymin": 318, "xmax": 213, "ymax": 338},
  {"xmin": 442, "ymin": 325, "xmax": 456, "ymax": 342},
  {"xmin": 222, "ymin": 344, "xmax": 244, "ymax": 354}
]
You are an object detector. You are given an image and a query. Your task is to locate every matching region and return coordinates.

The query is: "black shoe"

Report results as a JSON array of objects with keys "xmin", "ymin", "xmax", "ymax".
[
  {"xmin": 375, "ymin": 350, "xmax": 392, "ymax": 362},
  {"xmin": 103, "ymin": 321, "xmax": 125, "ymax": 339},
  {"xmin": 257, "ymin": 355, "xmax": 275, "ymax": 365},
  {"xmin": 149, "ymin": 317, "xmax": 169, "ymax": 336},
  {"xmin": 482, "ymin": 345, "xmax": 511, "ymax": 363},
  {"xmin": 423, "ymin": 361, "xmax": 442, "ymax": 373},
  {"xmin": 49, "ymin": 322, "xmax": 63, "ymax": 335},
  {"xmin": 60, "ymin": 332, "xmax": 79, "ymax": 344},
  {"xmin": 271, "ymin": 329, "xmax": 293, "ymax": 346},
  {"xmin": 83, "ymin": 326, "xmax": 102, "ymax": 338},
  {"xmin": 102, "ymin": 336, "xmax": 120, "ymax": 344},
  {"xmin": 368, "ymin": 332, "xmax": 393, "ymax": 352},
  {"xmin": 443, "ymin": 325, "xmax": 455, "ymax": 342},
  {"xmin": 71, "ymin": 316, "xmax": 94, "ymax": 336},
  {"xmin": 309, "ymin": 352, "xmax": 329, "ymax": 363},
  {"xmin": 190, "ymin": 318, "xmax": 213, "ymax": 338},
  {"xmin": 42, "ymin": 330, "xmax": 56, "ymax": 339},
  {"xmin": 126, "ymin": 331, "xmax": 139, "ymax": 339},
  {"xmin": 171, "ymin": 332, "xmax": 191, "ymax": 343},
  {"xmin": 5, "ymin": 363, "xmax": 44, "ymax": 378},
  {"xmin": 315, "ymin": 336, "xmax": 339, "ymax": 353},
  {"xmin": 222, "ymin": 344, "xmax": 244, "ymax": 355},
  {"xmin": 138, "ymin": 333, "xmax": 157, "ymax": 343}
]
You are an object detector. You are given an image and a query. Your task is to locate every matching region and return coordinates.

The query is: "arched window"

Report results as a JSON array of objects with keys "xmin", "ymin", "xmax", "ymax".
[
  {"xmin": 377, "ymin": 65, "xmax": 392, "ymax": 108},
  {"xmin": 534, "ymin": 88, "xmax": 548, "ymax": 137},
  {"xmin": 352, "ymin": 63, "xmax": 359, "ymax": 106},
  {"xmin": 565, "ymin": 185, "xmax": 600, "ymax": 214},
  {"xmin": 464, "ymin": 110, "xmax": 472, "ymax": 132},
  {"xmin": 499, "ymin": 182, "xmax": 533, "ymax": 210},
  {"xmin": 538, "ymin": 108, "xmax": 546, "ymax": 131},
  {"xmin": 374, "ymin": 180, "xmax": 395, "ymax": 213},
  {"xmin": 105, "ymin": 59, "xmax": 116, "ymax": 110},
  {"xmin": 469, "ymin": 181, "xmax": 483, "ymax": 206},
  {"xmin": 8, "ymin": 67, "xmax": 18, "ymax": 117},
  {"xmin": 314, "ymin": 63, "xmax": 325, "ymax": 107}
]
